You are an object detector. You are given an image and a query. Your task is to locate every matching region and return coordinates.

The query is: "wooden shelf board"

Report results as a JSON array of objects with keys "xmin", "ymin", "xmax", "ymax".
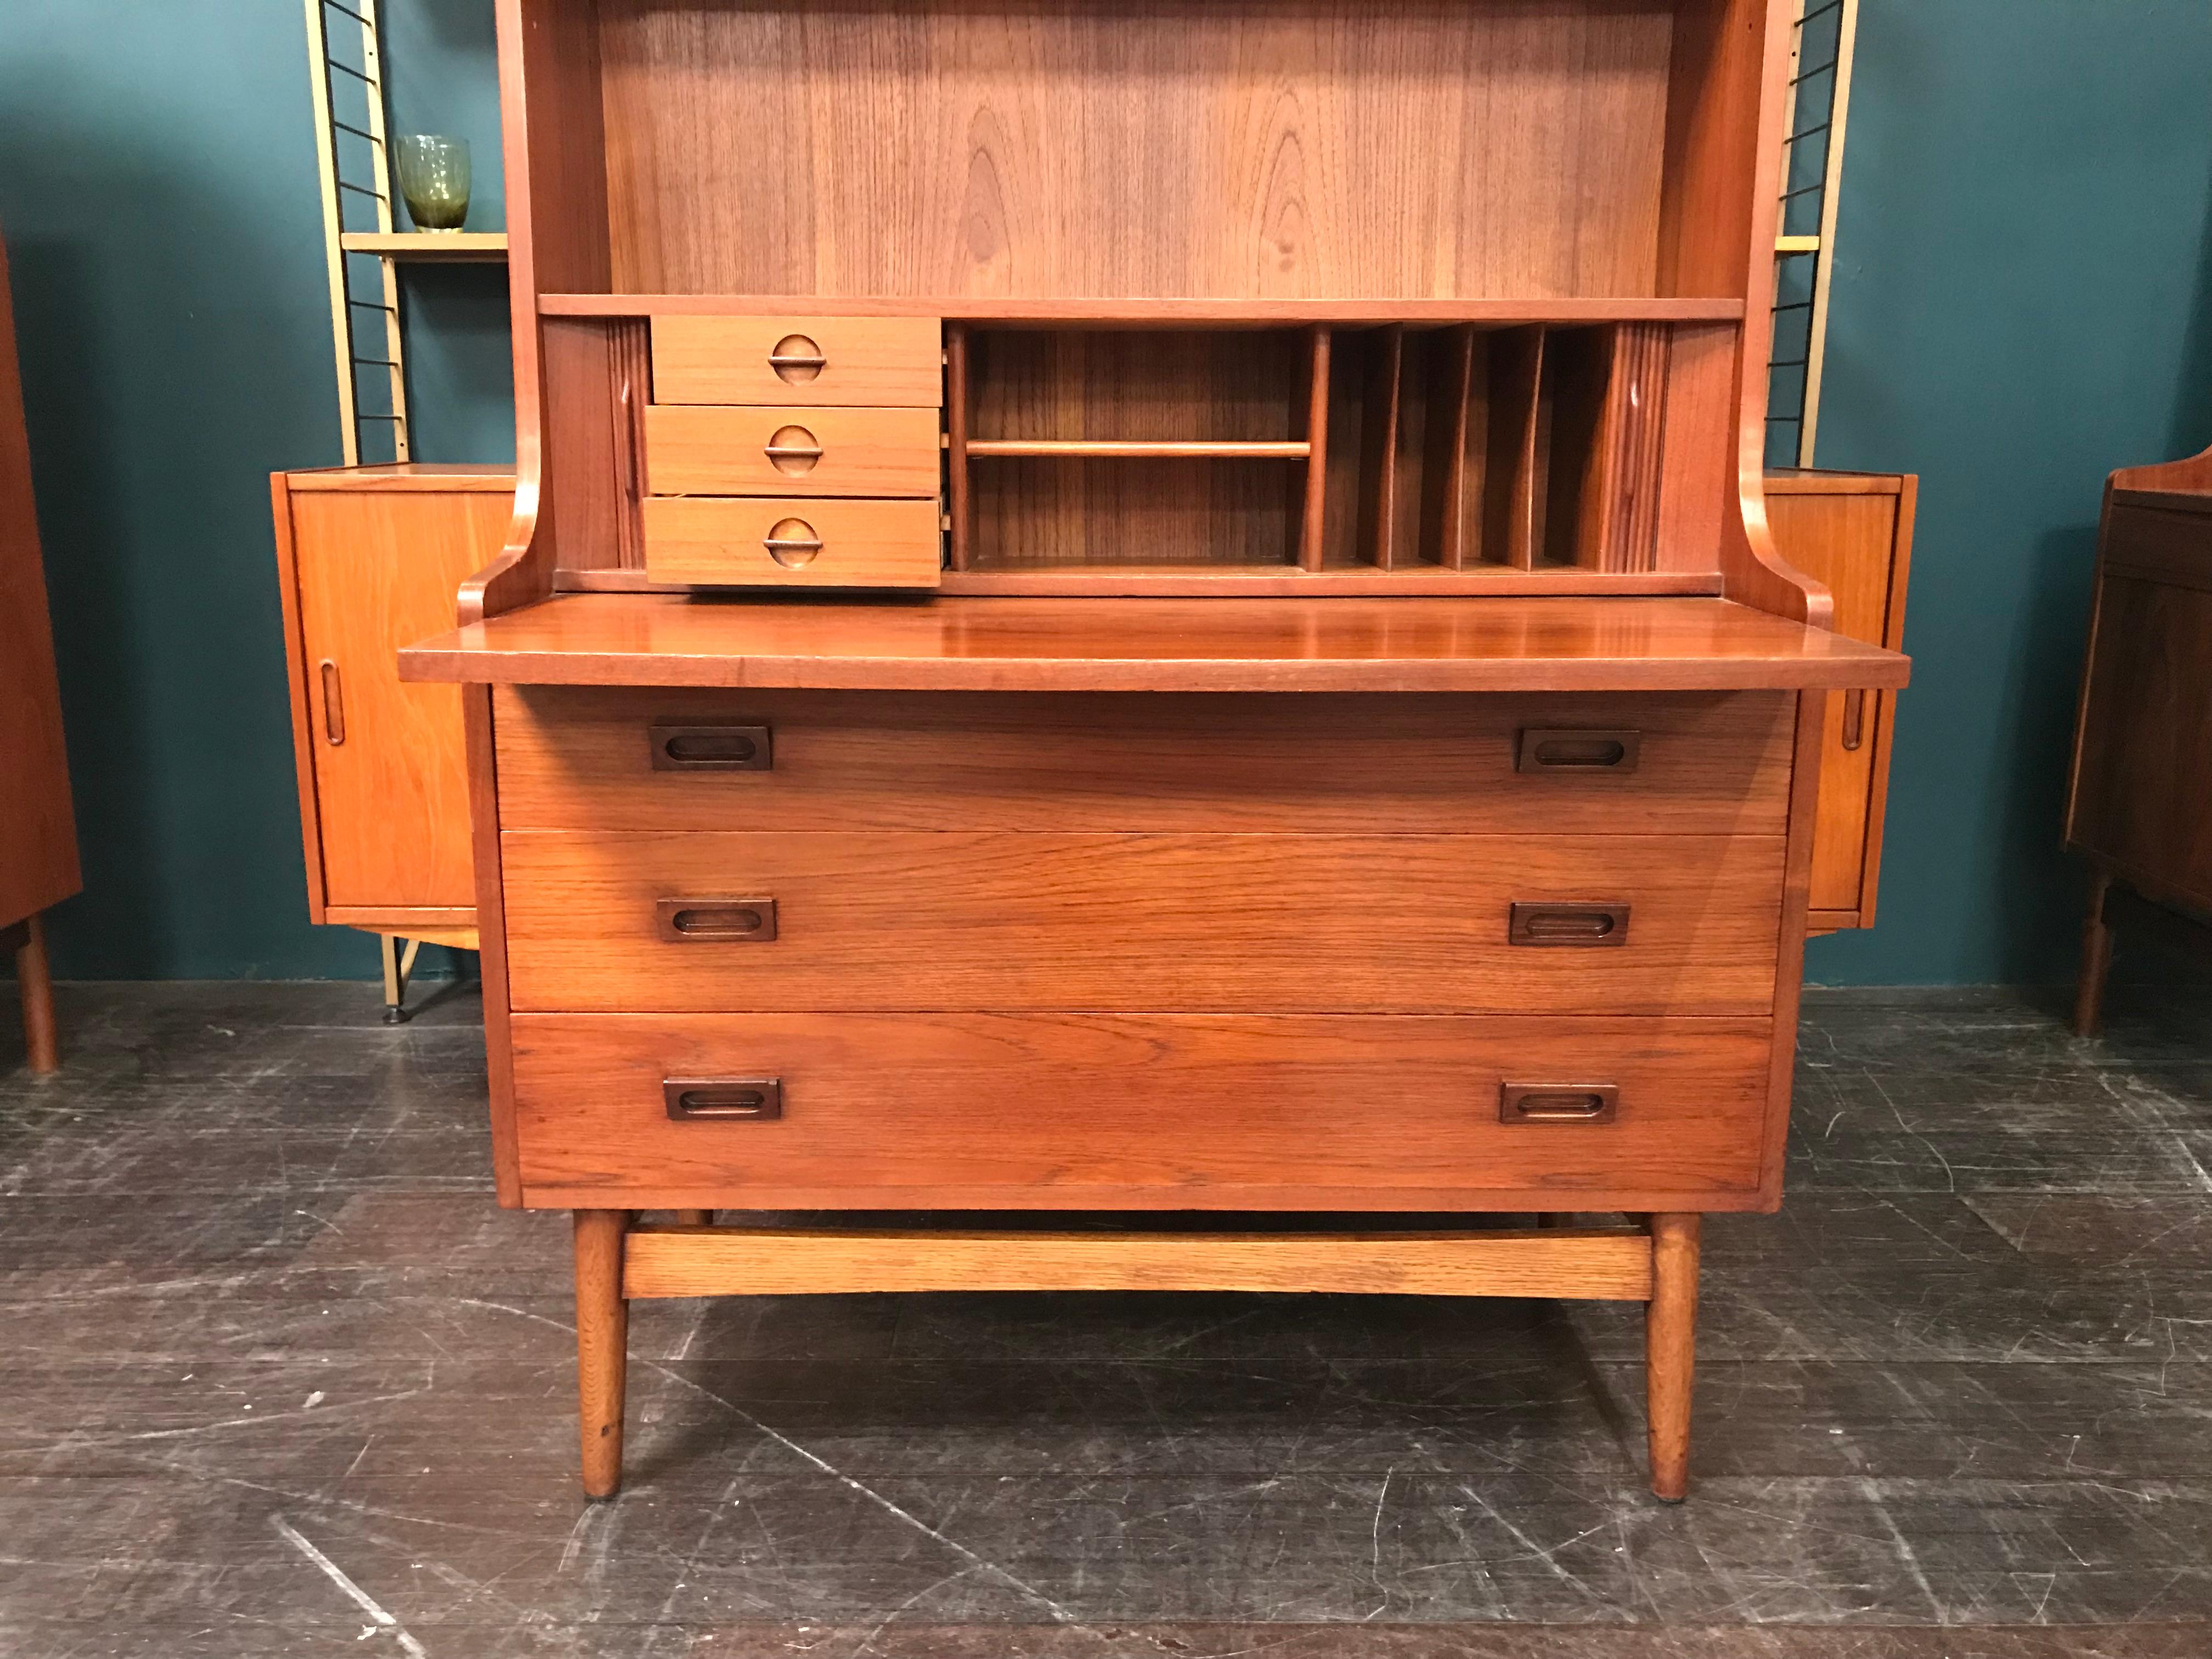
[
  {"xmin": 342, "ymin": 231, "xmax": 509, "ymax": 262},
  {"xmin": 400, "ymin": 592, "xmax": 1912, "ymax": 695},
  {"xmin": 538, "ymin": 294, "xmax": 1748, "ymax": 325},
  {"xmin": 967, "ymin": 439, "xmax": 1310, "ymax": 459}
]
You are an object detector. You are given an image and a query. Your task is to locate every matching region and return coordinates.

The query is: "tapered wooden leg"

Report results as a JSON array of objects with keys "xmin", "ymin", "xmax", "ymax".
[
  {"xmin": 1645, "ymin": 1212, "xmax": 1700, "ymax": 1503},
  {"xmin": 2074, "ymin": 867, "xmax": 2115, "ymax": 1038},
  {"xmin": 16, "ymin": 913, "xmax": 58, "ymax": 1075},
  {"xmin": 574, "ymin": 1209, "xmax": 633, "ymax": 1500},
  {"xmin": 672, "ymin": 1210, "xmax": 713, "ymax": 1226}
]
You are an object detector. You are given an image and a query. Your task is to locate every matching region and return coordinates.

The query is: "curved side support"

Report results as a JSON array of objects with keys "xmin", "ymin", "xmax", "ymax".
[{"xmin": 1720, "ymin": 0, "xmax": 1832, "ymax": 629}]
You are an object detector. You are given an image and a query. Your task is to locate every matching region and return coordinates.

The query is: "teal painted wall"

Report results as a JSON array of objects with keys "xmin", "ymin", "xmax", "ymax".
[
  {"xmin": 1802, "ymin": 0, "xmax": 2212, "ymax": 986},
  {"xmin": 2, "ymin": 2, "xmax": 2209, "ymax": 983},
  {"xmin": 0, "ymin": 1, "xmax": 511, "ymax": 979}
]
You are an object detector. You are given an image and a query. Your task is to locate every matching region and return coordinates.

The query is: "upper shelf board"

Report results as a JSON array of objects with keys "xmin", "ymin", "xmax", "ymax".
[
  {"xmin": 342, "ymin": 232, "xmax": 509, "ymax": 262},
  {"xmin": 538, "ymin": 296, "xmax": 1747, "ymax": 325},
  {"xmin": 400, "ymin": 595, "xmax": 1910, "ymax": 695}
]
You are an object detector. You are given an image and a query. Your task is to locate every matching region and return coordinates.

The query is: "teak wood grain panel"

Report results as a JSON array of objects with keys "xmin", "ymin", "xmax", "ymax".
[
  {"xmin": 400, "ymin": 594, "xmax": 1914, "ymax": 693},
  {"xmin": 597, "ymin": 0, "xmax": 1672, "ymax": 301},
  {"xmin": 1765, "ymin": 472, "xmax": 1913, "ymax": 923},
  {"xmin": 622, "ymin": 1224, "xmax": 1660, "ymax": 1297},
  {"xmin": 493, "ymin": 686, "xmax": 1796, "ymax": 836},
  {"xmin": 640, "ymin": 496, "xmax": 941, "ymax": 588},
  {"xmin": 499, "ymin": 831, "xmax": 1786, "ymax": 1014},
  {"xmin": 510, "ymin": 1012, "xmax": 1776, "ymax": 1209},
  {"xmin": 642, "ymin": 405, "xmax": 941, "ymax": 498},
  {"xmin": 0, "ymin": 236, "xmax": 78, "ymax": 930},
  {"xmin": 287, "ymin": 486, "xmax": 512, "ymax": 912},
  {"xmin": 651, "ymin": 315, "xmax": 944, "ymax": 407},
  {"xmin": 2068, "ymin": 568, "xmax": 2212, "ymax": 911}
]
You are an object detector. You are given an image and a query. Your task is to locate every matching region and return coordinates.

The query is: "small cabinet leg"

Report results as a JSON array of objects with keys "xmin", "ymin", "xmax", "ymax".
[
  {"xmin": 2074, "ymin": 868, "xmax": 2115, "ymax": 1038},
  {"xmin": 575, "ymin": 1209, "xmax": 633, "ymax": 1500},
  {"xmin": 16, "ymin": 913, "xmax": 59, "ymax": 1075},
  {"xmin": 380, "ymin": 934, "xmax": 412, "ymax": 1025},
  {"xmin": 1645, "ymin": 1212, "xmax": 1701, "ymax": 1503},
  {"xmin": 672, "ymin": 1210, "xmax": 713, "ymax": 1226}
]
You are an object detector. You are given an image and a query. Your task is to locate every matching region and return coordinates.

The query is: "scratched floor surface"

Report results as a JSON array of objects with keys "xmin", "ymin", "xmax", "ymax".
[{"xmin": 2, "ymin": 969, "xmax": 2210, "ymax": 1658}]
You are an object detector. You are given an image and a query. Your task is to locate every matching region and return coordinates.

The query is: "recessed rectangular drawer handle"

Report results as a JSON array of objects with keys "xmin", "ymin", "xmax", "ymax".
[
  {"xmin": 1508, "ymin": 901, "xmax": 1630, "ymax": 946},
  {"xmin": 665, "ymin": 1078, "xmax": 783, "ymax": 1121},
  {"xmin": 1516, "ymin": 728, "xmax": 1640, "ymax": 774},
  {"xmin": 655, "ymin": 897, "xmax": 778, "ymax": 942},
  {"xmin": 1500, "ymin": 1082, "xmax": 1619, "ymax": 1125},
  {"xmin": 649, "ymin": 723, "xmax": 772, "ymax": 771}
]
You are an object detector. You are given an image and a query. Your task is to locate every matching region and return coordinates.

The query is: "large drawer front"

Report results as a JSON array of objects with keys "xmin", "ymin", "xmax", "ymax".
[
  {"xmin": 493, "ymin": 687, "xmax": 1796, "ymax": 836},
  {"xmin": 500, "ymin": 831, "xmax": 1785, "ymax": 1014},
  {"xmin": 510, "ymin": 1012, "xmax": 1775, "ymax": 1207}
]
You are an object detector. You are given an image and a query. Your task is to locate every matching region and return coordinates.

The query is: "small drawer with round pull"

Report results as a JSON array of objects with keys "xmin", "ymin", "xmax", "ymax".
[
  {"xmin": 644, "ymin": 404, "xmax": 942, "ymax": 498},
  {"xmin": 641, "ymin": 496, "xmax": 941, "ymax": 589},
  {"xmin": 650, "ymin": 315, "xmax": 945, "ymax": 407}
]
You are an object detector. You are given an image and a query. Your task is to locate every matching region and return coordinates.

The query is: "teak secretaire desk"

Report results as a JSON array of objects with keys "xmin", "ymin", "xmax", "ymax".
[{"xmin": 400, "ymin": 0, "xmax": 1910, "ymax": 1503}]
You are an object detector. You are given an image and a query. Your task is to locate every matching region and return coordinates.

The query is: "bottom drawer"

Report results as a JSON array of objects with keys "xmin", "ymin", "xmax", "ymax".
[
  {"xmin": 641, "ymin": 495, "xmax": 942, "ymax": 589},
  {"xmin": 510, "ymin": 1013, "xmax": 1778, "ymax": 1210}
]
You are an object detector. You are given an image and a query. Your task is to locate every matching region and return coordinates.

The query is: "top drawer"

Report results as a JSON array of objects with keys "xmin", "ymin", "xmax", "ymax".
[
  {"xmin": 651, "ymin": 315, "xmax": 943, "ymax": 408},
  {"xmin": 493, "ymin": 687, "xmax": 1796, "ymax": 836}
]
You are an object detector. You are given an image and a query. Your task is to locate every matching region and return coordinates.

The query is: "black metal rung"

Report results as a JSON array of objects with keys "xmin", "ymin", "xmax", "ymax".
[
  {"xmin": 1769, "ymin": 358, "xmax": 1810, "ymax": 371},
  {"xmin": 331, "ymin": 119, "xmax": 384, "ymax": 145},
  {"xmin": 321, "ymin": 0, "xmax": 373, "ymax": 25},
  {"xmin": 350, "ymin": 357, "xmax": 401, "ymax": 370},
  {"xmin": 346, "ymin": 298, "xmax": 398, "ymax": 313},
  {"xmin": 1780, "ymin": 180, "xmax": 1827, "ymax": 201},
  {"xmin": 336, "ymin": 179, "xmax": 386, "ymax": 200},
  {"xmin": 355, "ymin": 413, "xmax": 406, "ymax": 422},
  {"xmin": 1795, "ymin": 0, "xmax": 1844, "ymax": 26},
  {"xmin": 326, "ymin": 59, "xmax": 375, "ymax": 85},
  {"xmin": 1787, "ymin": 120, "xmax": 1832, "ymax": 145},
  {"xmin": 1771, "ymin": 300, "xmax": 1814, "ymax": 314},
  {"xmin": 1790, "ymin": 59, "xmax": 1838, "ymax": 87}
]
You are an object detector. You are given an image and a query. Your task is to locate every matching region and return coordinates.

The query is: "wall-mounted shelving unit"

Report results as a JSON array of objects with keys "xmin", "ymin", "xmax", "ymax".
[
  {"xmin": 303, "ymin": 0, "xmax": 509, "ymax": 464},
  {"xmin": 1769, "ymin": 0, "xmax": 1860, "ymax": 466}
]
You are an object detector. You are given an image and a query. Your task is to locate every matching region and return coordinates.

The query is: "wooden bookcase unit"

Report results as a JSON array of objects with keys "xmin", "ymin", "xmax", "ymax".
[{"xmin": 398, "ymin": 0, "xmax": 1912, "ymax": 1506}]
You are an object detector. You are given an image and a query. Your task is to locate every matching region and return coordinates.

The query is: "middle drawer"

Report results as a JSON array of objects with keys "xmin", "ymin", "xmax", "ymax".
[
  {"xmin": 500, "ymin": 830, "xmax": 1785, "ymax": 1014},
  {"xmin": 643, "ymin": 404, "xmax": 941, "ymax": 497}
]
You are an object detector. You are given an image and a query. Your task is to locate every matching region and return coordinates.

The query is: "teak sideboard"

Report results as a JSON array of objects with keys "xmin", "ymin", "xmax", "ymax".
[{"xmin": 400, "ymin": 0, "xmax": 1910, "ymax": 1504}]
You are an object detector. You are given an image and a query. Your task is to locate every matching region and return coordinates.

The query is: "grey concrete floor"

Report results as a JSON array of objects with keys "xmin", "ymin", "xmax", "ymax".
[{"xmin": 3, "ymin": 967, "xmax": 2211, "ymax": 1657}]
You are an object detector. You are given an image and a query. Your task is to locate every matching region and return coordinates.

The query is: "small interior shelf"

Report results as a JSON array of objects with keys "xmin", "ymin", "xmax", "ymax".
[
  {"xmin": 967, "ymin": 440, "xmax": 1312, "ymax": 459},
  {"xmin": 944, "ymin": 319, "xmax": 1689, "ymax": 581}
]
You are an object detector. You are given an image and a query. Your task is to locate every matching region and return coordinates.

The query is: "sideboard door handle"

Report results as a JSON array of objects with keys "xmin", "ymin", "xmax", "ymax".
[
  {"xmin": 319, "ymin": 659, "xmax": 345, "ymax": 746},
  {"xmin": 1841, "ymin": 690, "xmax": 1866, "ymax": 752},
  {"xmin": 664, "ymin": 1078, "xmax": 784, "ymax": 1121},
  {"xmin": 1515, "ymin": 729, "xmax": 1640, "ymax": 774},
  {"xmin": 650, "ymin": 723, "xmax": 772, "ymax": 771},
  {"xmin": 1508, "ymin": 902, "xmax": 1631, "ymax": 946},
  {"xmin": 1500, "ymin": 1082, "xmax": 1620, "ymax": 1124},
  {"xmin": 656, "ymin": 898, "xmax": 779, "ymax": 942}
]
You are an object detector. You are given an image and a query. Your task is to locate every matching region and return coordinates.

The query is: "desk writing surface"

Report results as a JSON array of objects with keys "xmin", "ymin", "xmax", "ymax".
[{"xmin": 400, "ymin": 594, "xmax": 1910, "ymax": 695}]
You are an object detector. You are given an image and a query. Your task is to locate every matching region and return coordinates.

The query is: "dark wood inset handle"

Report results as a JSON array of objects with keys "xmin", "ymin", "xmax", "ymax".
[
  {"xmin": 649, "ymin": 723, "xmax": 771, "ymax": 771},
  {"xmin": 665, "ymin": 1078, "xmax": 783, "ymax": 1121},
  {"xmin": 1508, "ymin": 901, "xmax": 1631, "ymax": 946},
  {"xmin": 1500, "ymin": 1082, "xmax": 1620, "ymax": 1125},
  {"xmin": 1841, "ymin": 690, "xmax": 1866, "ymax": 752},
  {"xmin": 769, "ymin": 334, "xmax": 826, "ymax": 383},
  {"xmin": 1516, "ymin": 728, "xmax": 1640, "ymax": 774},
  {"xmin": 656, "ymin": 898, "xmax": 778, "ymax": 943},
  {"xmin": 319, "ymin": 659, "xmax": 345, "ymax": 746}
]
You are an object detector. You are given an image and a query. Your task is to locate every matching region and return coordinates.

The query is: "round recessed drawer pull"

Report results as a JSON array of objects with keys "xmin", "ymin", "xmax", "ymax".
[
  {"xmin": 764, "ymin": 425, "xmax": 822, "ymax": 475},
  {"xmin": 763, "ymin": 518, "xmax": 823, "ymax": 567},
  {"xmin": 768, "ymin": 334, "xmax": 826, "ymax": 384}
]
